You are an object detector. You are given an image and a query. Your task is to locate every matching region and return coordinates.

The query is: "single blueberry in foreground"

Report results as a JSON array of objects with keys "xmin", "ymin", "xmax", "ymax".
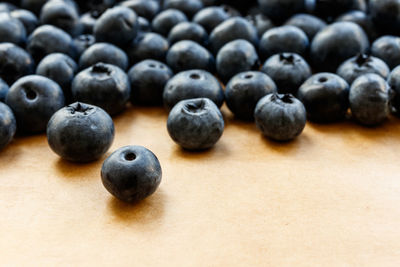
[{"xmin": 0, "ymin": 102, "xmax": 16, "ymax": 150}]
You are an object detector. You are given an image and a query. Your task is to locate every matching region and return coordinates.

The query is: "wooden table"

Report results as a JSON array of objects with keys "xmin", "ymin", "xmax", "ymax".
[{"xmin": 1, "ymin": 105, "xmax": 400, "ymax": 266}]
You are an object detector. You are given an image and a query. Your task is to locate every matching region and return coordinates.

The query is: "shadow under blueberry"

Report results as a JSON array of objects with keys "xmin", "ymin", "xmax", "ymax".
[
  {"xmin": 259, "ymin": 131, "xmax": 312, "ymax": 154},
  {"xmin": 171, "ymin": 139, "xmax": 230, "ymax": 160},
  {"xmin": 53, "ymin": 156, "xmax": 105, "ymax": 180}
]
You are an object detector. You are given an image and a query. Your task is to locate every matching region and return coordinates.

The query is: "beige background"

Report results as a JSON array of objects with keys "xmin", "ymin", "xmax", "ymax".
[{"xmin": 1, "ymin": 105, "xmax": 400, "ymax": 266}]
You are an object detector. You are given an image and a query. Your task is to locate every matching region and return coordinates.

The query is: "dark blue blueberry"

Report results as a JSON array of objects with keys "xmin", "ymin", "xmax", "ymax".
[
  {"xmin": 120, "ymin": 0, "xmax": 160, "ymax": 20},
  {"xmin": 246, "ymin": 13, "xmax": 275, "ymax": 38},
  {"xmin": 0, "ymin": 12, "xmax": 26, "ymax": 46},
  {"xmin": 388, "ymin": 66, "xmax": 400, "ymax": 116},
  {"xmin": 0, "ymin": 2, "xmax": 17, "ymax": 12},
  {"xmin": 258, "ymin": 0, "xmax": 306, "ymax": 23},
  {"xmin": 73, "ymin": 34, "xmax": 96, "ymax": 58},
  {"xmin": 163, "ymin": 0, "xmax": 203, "ymax": 18},
  {"xmin": 310, "ymin": 22, "xmax": 369, "ymax": 72},
  {"xmin": 216, "ymin": 39, "xmax": 259, "ymax": 83},
  {"xmin": 297, "ymin": 73, "xmax": 350, "ymax": 122},
  {"xmin": 47, "ymin": 102, "xmax": 114, "ymax": 162},
  {"xmin": 128, "ymin": 59, "xmax": 173, "ymax": 106},
  {"xmin": 284, "ymin": 13, "xmax": 327, "ymax": 41},
  {"xmin": 209, "ymin": 17, "xmax": 258, "ymax": 54},
  {"xmin": 72, "ymin": 63, "xmax": 130, "ymax": 116},
  {"xmin": 336, "ymin": 54, "xmax": 390, "ymax": 85},
  {"xmin": 151, "ymin": 9, "xmax": 188, "ymax": 37},
  {"xmin": 192, "ymin": 6, "xmax": 230, "ymax": 33},
  {"xmin": 369, "ymin": 0, "xmax": 400, "ymax": 35},
  {"xmin": 21, "ymin": 0, "xmax": 47, "ymax": 15},
  {"xmin": 0, "ymin": 43, "xmax": 35, "ymax": 85},
  {"xmin": 94, "ymin": 6, "xmax": 138, "ymax": 47},
  {"xmin": 261, "ymin": 53, "xmax": 311, "ymax": 95},
  {"xmin": 371, "ymin": 36, "xmax": 400, "ymax": 70},
  {"xmin": 349, "ymin": 73, "xmax": 390, "ymax": 126},
  {"xmin": 0, "ymin": 102, "xmax": 16, "ymax": 150},
  {"xmin": 27, "ymin": 25, "xmax": 76, "ymax": 62},
  {"xmin": 311, "ymin": 0, "xmax": 366, "ymax": 19},
  {"xmin": 126, "ymin": 32, "xmax": 169, "ymax": 64},
  {"xmin": 167, "ymin": 98, "xmax": 224, "ymax": 150},
  {"xmin": 40, "ymin": 0, "xmax": 80, "ymax": 36},
  {"xmin": 225, "ymin": 71, "xmax": 277, "ymax": 121},
  {"xmin": 168, "ymin": 22, "xmax": 208, "ymax": 46},
  {"xmin": 166, "ymin": 40, "xmax": 215, "ymax": 73},
  {"xmin": 163, "ymin": 70, "xmax": 224, "ymax": 110},
  {"xmin": 10, "ymin": 9, "xmax": 39, "ymax": 35},
  {"xmin": 79, "ymin": 42, "xmax": 129, "ymax": 71},
  {"xmin": 335, "ymin": 10, "xmax": 378, "ymax": 42},
  {"xmin": 5, "ymin": 75, "xmax": 65, "ymax": 134},
  {"xmin": 0, "ymin": 78, "xmax": 9, "ymax": 102},
  {"xmin": 101, "ymin": 145, "xmax": 162, "ymax": 203},
  {"xmin": 79, "ymin": 11, "xmax": 101, "ymax": 34},
  {"xmin": 259, "ymin": 26, "xmax": 309, "ymax": 62},
  {"xmin": 36, "ymin": 53, "xmax": 78, "ymax": 103},
  {"xmin": 137, "ymin": 16, "xmax": 150, "ymax": 32}
]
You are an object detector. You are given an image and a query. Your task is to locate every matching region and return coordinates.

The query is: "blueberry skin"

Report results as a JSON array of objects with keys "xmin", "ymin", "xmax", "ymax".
[
  {"xmin": 0, "ymin": 102, "xmax": 16, "ymax": 150},
  {"xmin": 209, "ymin": 17, "xmax": 259, "ymax": 54},
  {"xmin": 0, "ymin": 43, "xmax": 35, "ymax": 85},
  {"xmin": 79, "ymin": 11, "xmax": 100, "ymax": 34},
  {"xmin": 284, "ymin": 14, "xmax": 327, "ymax": 41},
  {"xmin": 0, "ymin": 78, "xmax": 9, "ymax": 102},
  {"xmin": 47, "ymin": 102, "xmax": 114, "ymax": 162},
  {"xmin": 101, "ymin": 145, "xmax": 162, "ymax": 203},
  {"xmin": 167, "ymin": 98, "xmax": 224, "ymax": 150},
  {"xmin": 216, "ymin": 40, "xmax": 259, "ymax": 84},
  {"xmin": 151, "ymin": 9, "xmax": 188, "ymax": 37},
  {"xmin": 261, "ymin": 53, "xmax": 311, "ymax": 95},
  {"xmin": 27, "ymin": 25, "xmax": 76, "ymax": 63},
  {"xmin": 163, "ymin": 0, "xmax": 203, "ymax": 18},
  {"xmin": 192, "ymin": 6, "xmax": 230, "ymax": 33},
  {"xmin": 126, "ymin": 32, "xmax": 169, "ymax": 64},
  {"xmin": 336, "ymin": 54, "xmax": 390, "ymax": 85},
  {"xmin": 128, "ymin": 59, "xmax": 173, "ymax": 106},
  {"xmin": 258, "ymin": 0, "xmax": 306, "ymax": 23},
  {"xmin": 79, "ymin": 42, "xmax": 129, "ymax": 71},
  {"xmin": 137, "ymin": 16, "xmax": 150, "ymax": 32},
  {"xmin": 387, "ymin": 66, "xmax": 400, "ymax": 116},
  {"xmin": 297, "ymin": 73, "xmax": 350, "ymax": 122},
  {"xmin": 371, "ymin": 36, "xmax": 400, "ymax": 70},
  {"xmin": 349, "ymin": 73, "xmax": 390, "ymax": 126},
  {"xmin": 94, "ymin": 6, "xmax": 138, "ymax": 47},
  {"xmin": 0, "ymin": 12, "xmax": 26, "ymax": 46},
  {"xmin": 168, "ymin": 22, "xmax": 208, "ymax": 46},
  {"xmin": 10, "ymin": 9, "xmax": 39, "ymax": 35},
  {"xmin": 369, "ymin": 0, "xmax": 400, "ymax": 35},
  {"xmin": 163, "ymin": 70, "xmax": 224, "ymax": 110},
  {"xmin": 120, "ymin": 0, "xmax": 160, "ymax": 20},
  {"xmin": 73, "ymin": 34, "xmax": 96, "ymax": 57},
  {"xmin": 246, "ymin": 14, "xmax": 275, "ymax": 38},
  {"xmin": 6, "ymin": 75, "xmax": 65, "ymax": 134},
  {"xmin": 40, "ymin": 0, "xmax": 80, "ymax": 36},
  {"xmin": 254, "ymin": 93, "xmax": 306, "ymax": 141},
  {"xmin": 335, "ymin": 11, "xmax": 378, "ymax": 42},
  {"xmin": 225, "ymin": 71, "xmax": 277, "ymax": 121},
  {"xmin": 166, "ymin": 40, "xmax": 215, "ymax": 73},
  {"xmin": 310, "ymin": 22, "xmax": 369, "ymax": 72}
]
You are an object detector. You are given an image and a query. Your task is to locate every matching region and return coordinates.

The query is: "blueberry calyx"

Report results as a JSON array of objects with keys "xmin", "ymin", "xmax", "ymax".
[
  {"xmin": 92, "ymin": 63, "xmax": 111, "ymax": 75},
  {"xmin": 68, "ymin": 102, "xmax": 94, "ymax": 115},
  {"xmin": 271, "ymin": 93, "xmax": 294, "ymax": 104},
  {"xmin": 279, "ymin": 53, "xmax": 295, "ymax": 64},
  {"xmin": 124, "ymin": 152, "xmax": 136, "ymax": 161},
  {"xmin": 355, "ymin": 53, "xmax": 371, "ymax": 67},
  {"xmin": 23, "ymin": 87, "xmax": 37, "ymax": 101},
  {"xmin": 183, "ymin": 99, "xmax": 206, "ymax": 114},
  {"xmin": 189, "ymin": 73, "xmax": 201, "ymax": 80}
]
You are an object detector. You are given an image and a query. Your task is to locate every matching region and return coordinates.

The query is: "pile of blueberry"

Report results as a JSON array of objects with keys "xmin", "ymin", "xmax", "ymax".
[{"xmin": 0, "ymin": 0, "xmax": 399, "ymax": 202}]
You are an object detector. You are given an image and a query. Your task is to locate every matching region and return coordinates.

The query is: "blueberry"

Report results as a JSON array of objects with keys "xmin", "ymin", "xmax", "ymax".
[
  {"xmin": 216, "ymin": 39, "xmax": 259, "ymax": 83},
  {"xmin": 312, "ymin": 0, "xmax": 367, "ymax": 19},
  {"xmin": 0, "ymin": 12, "xmax": 26, "ymax": 46},
  {"xmin": 94, "ymin": 6, "xmax": 138, "ymax": 47},
  {"xmin": 310, "ymin": 22, "xmax": 369, "ymax": 72},
  {"xmin": 258, "ymin": 0, "xmax": 306, "ymax": 23},
  {"xmin": 387, "ymin": 66, "xmax": 400, "ymax": 116},
  {"xmin": 0, "ymin": 42, "xmax": 35, "ymax": 85},
  {"xmin": 73, "ymin": 34, "xmax": 96, "ymax": 57},
  {"xmin": 128, "ymin": 59, "xmax": 173, "ymax": 106},
  {"xmin": 369, "ymin": 0, "xmax": 400, "ymax": 35},
  {"xmin": 192, "ymin": 6, "xmax": 230, "ymax": 33},
  {"xmin": 163, "ymin": 70, "xmax": 224, "ymax": 110},
  {"xmin": 349, "ymin": 73, "xmax": 390, "ymax": 126},
  {"xmin": 79, "ymin": 42, "xmax": 129, "ymax": 71},
  {"xmin": 166, "ymin": 40, "xmax": 215, "ymax": 73},
  {"xmin": 246, "ymin": 13, "xmax": 275, "ymax": 38},
  {"xmin": 137, "ymin": 16, "xmax": 150, "ymax": 32},
  {"xmin": 0, "ymin": 78, "xmax": 9, "ymax": 102},
  {"xmin": 27, "ymin": 25, "xmax": 76, "ymax": 62},
  {"xmin": 120, "ymin": 0, "xmax": 160, "ymax": 21},
  {"xmin": 10, "ymin": 9, "xmax": 39, "ymax": 35},
  {"xmin": 126, "ymin": 32, "xmax": 169, "ymax": 64},
  {"xmin": 335, "ymin": 10, "xmax": 378, "ymax": 42},
  {"xmin": 167, "ymin": 98, "xmax": 224, "ymax": 150},
  {"xmin": 151, "ymin": 9, "xmax": 188, "ymax": 37},
  {"xmin": 209, "ymin": 17, "xmax": 258, "ymax": 54},
  {"xmin": 0, "ymin": 2, "xmax": 17, "ymax": 13},
  {"xmin": 47, "ymin": 102, "xmax": 114, "ymax": 162},
  {"xmin": 297, "ymin": 73, "xmax": 350, "ymax": 122},
  {"xmin": 101, "ymin": 145, "xmax": 162, "ymax": 203},
  {"xmin": 261, "ymin": 53, "xmax": 311, "ymax": 95},
  {"xmin": 0, "ymin": 102, "xmax": 16, "ymax": 150},
  {"xmin": 284, "ymin": 14, "xmax": 327, "ymax": 41},
  {"xmin": 371, "ymin": 36, "xmax": 400, "ymax": 70},
  {"xmin": 225, "ymin": 71, "xmax": 277, "ymax": 121},
  {"xmin": 79, "ymin": 11, "xmax": 100, "ymax": 34},
  {"xmin": 163, "ymin": 0, "xmax": 203, "ymax": 18},
  {"xmin": 336, "ymin": 54, "xmax": 390, "ymax": 85},
  {"xmin": 72, "ymin": 63, "xmax": 130, "ymax": 116},
  {"xmin": 168, "ymin": 22, "xmax": 208, "ymax": 46},
  {"xmin": 40, "ymin": 0, "xmax": 80, "ymax": 36},
  {"xmin": 6, "ymin": 75, "xmax": 65, "ymax": 134}
]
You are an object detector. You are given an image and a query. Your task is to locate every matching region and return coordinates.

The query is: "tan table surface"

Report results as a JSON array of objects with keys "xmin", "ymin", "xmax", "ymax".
[{"xmin": 1, "ymin": 105, "xmax": 400, "ymax": 266}]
